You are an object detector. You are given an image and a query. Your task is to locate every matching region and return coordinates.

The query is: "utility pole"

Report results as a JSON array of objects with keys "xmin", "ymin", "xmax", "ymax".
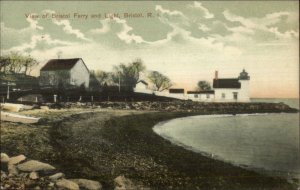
[
  {"xmin": 7, "ymin": 84, "xmax": 10, "ymax": 100},
  {"xmin": 118, "ymin": 72, "xmax": 121, "ymax": 93},
  {"xmin": 4, "ymin": 82, "xmax": 16, "ymax": 100}
]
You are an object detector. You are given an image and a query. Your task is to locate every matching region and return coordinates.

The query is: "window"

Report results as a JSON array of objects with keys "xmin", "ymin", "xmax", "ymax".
[
  {"xmin": 222, "ymin": 93, "xmax": 226, "ymax": 99},
  {"xmin": 233, "ymin": 92, "xmax": 238, "ymax": 100},
  {"xmin": 206, "ymin": 94, "xmax": 210, "ymax": 99},
  {"xmin": 194, "ymin": 94, "xmax": 198, "ymax": 98}
]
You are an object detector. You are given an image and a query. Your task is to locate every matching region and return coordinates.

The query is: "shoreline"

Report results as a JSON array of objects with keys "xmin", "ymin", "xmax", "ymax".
[
  {"xmin": 152, "ymin": 113, "xmax": 300, "ymax": 181},
  {"xmin": 1, "ymin": 107, "xmax": 299, "ymax": 189}
]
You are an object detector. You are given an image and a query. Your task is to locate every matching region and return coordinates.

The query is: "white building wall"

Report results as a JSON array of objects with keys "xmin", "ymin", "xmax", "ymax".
[
  {"xmin": 238, "ymin": 80, "xmax": 250, "ymax": 102},
  {"xmin": 154, "ymin": 91, "xmax": 187, "ymax": 100},
  {"xmin": 134, "ymin": 82, "xmax": 154, "ymax": 94},
  {"xmin": 135, "ymin": 82, "xmax": 148, "ymax": 90},
  {"xmin": 168, "ymin": 93, "xmax": 187, "ymax": 100},
  {"xmin": 214, "ymin": 89, "xmax": 240, "ymax": 102},
  {"xmin": 214, "ymin": 81, "xmax": 249, "ymax": 102},
  {"xmin": 187, "ymin": 94, "xmax": 214, "ymax": 102},
  {"xmin": 39, "ymin": 70, "xmax": 70, "ymax": 86},
  {"xmin": 70, "ymin": 59, "xmax": 90, "ymax": 88}
]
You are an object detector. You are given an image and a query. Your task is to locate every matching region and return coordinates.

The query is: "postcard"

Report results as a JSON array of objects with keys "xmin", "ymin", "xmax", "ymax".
[{"xmin": 0, "ymin": 1, "xmax": 299, "ymax": 190}]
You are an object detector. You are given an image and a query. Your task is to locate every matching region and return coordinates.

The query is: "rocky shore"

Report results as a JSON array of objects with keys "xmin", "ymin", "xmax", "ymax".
[
  {"xmin": 1, "ymin": 101, "xmax": 298, "ymax": 190},
  {"xmin": 44, "ymin": 100, "xmax": 297, "ymax": 113},
  {"xmin": 1, "ymin": 153, "xmax": 144, "ymax": 190}
]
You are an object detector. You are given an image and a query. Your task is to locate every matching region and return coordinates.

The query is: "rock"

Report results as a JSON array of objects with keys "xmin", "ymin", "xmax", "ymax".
[
  {"xmin": 34, "ymin": 186, "xmax": 41, "ymax": 190},
  {"xmin": 70, "ymin": 179, "xmax": 102, "ymax": 190},
  {"xmin": 56, "ymin": 179, "xmax": 80, "ymax": 190},
  {"xmin": 49, "ymin": 172, "xmax": 64, "ymax": 181},
  {"xmin": 29, "ymin": 171, "xmax": 39, "ymax": 180},
  {"xmin": 40, "ymin": 106, "xmax": 50, "ymax": 110},
  {"xmin": 114, "ymin": 175, "xmax": 135, "ymax": 190},
  {"xmin": 8, "ymin": 155, "xmax": 26, "ymax": 165},
  {"xmin": 19, "ymin": 172, "xmax": 28, "ymax": 178},
  {"xmin": 1, "ymin": 170, "xmax": 7, "ymax": 180},
  {"xmin": 17, "ymin": 160, "xmax": 55, "ymax": 172},
  {"xmin": 8, "ymin": 164, "xmax": 18, "ymax": 176},
  {"xmin": 0, "ymin": 153, "xmax": 9, "ymax": 163},
  {"xmin": 48, "ymin": 182, "xmax": 54, "ymax": 187},
  {"xmin": 4, "ymin": 184, "xmax": 10, "ymax": 189}
]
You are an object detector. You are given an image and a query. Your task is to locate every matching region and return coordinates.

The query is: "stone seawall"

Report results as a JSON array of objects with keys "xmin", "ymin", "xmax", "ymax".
[{"xmin": 45, "ymin": 101, "xmax": 298, "ymax": 113}]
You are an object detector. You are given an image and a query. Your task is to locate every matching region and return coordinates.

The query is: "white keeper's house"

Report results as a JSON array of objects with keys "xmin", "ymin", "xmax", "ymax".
[
  {"xmin": 187, "ymin": 69, "xmax": 250, "ymax": 102},
  {"xmin": 213, "ymin": 69, "xmax": 250, "ymax": 102},
  {"xmin": 39, "ymin": 58, "xmax": 90, "ymax": 89}
]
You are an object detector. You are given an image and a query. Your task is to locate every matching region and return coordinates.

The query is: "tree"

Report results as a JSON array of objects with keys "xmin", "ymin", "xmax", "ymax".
[
  {"xmin": 91, "ymin": 70, "xmax": 115, "ymax": 85},
  {"xmin": 197, "ymin": 80, "xmax": 211, "ymax": 91},
  {"xmin": 0, "ymin": 52, "xmax": 38, "ymax": 75},
  {"xmin": 0, "ymin": 55, "xmax": 10, "ymax": 73},
  {"xmin": 23, "ymin": 56, "xmax": 38, "ymax": 75},
  {"xmin": 113, "ymin": 58, "xmax": 146, "ymax": 89},
  {"xmin": 148, "ymin": 71, "xmax": 172, "ymax": 91}
]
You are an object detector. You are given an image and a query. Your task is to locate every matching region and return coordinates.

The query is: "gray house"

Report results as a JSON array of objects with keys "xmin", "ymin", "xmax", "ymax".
[{"xmin": 39, "ymin": 58, "xmax": 90, "ymax": 88}]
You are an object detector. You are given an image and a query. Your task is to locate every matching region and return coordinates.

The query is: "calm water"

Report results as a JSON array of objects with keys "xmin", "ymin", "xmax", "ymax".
[{"xmin": 153, "ymin": 99, "xmax": 299, "ymax": 179}]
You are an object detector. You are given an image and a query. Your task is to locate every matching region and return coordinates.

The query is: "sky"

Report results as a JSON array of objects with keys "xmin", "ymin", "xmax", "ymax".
[{"xmin": 0, "ymin": 1, "xmax": 299, "ymax": 98}]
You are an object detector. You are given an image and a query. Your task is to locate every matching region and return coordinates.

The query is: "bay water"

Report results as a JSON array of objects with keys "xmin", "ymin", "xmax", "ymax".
[{"xmin": 153, "ymin": 99, "xmax": 299, "ymax": 179}]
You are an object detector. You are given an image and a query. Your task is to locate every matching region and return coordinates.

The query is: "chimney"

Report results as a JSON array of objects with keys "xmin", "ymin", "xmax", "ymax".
[{"xmin": 215, "ymin": 71, "xmax": 218, "ymax": 80}]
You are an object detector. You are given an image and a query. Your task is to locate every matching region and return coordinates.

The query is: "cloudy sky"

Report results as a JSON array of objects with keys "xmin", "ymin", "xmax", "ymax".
[{"xmin": 1, "ymin": 1, "xmax": 299, "ymax": 98}]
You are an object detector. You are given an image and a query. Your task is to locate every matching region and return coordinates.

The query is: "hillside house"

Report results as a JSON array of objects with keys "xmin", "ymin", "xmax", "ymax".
[{"xmin": 39, "ymin": 58, "xmax": 90, "ymax": 89}]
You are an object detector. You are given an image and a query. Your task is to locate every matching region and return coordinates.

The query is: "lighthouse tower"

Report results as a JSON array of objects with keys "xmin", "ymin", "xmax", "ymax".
[{"xmin": 238, "ymin": 69, "xmax": 250, "ymax": 102}]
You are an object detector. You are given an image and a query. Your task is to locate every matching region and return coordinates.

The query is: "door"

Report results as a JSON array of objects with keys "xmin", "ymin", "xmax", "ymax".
[{"xmin": 233, "ymin": 92, "xmax": 238, "ymax": 100}]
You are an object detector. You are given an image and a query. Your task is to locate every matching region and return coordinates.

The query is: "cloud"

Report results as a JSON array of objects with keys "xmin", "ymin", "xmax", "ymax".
[
  {"xmin": 90, "ymin": 19, "xmax": 111, "ymax": 34},
  {"xmin": 3, "ymin": 34, "xmax": 75, "ymax": 53},
  {"xmin": 53, "ymin": 19, "xmax": 90, "ymax": 41},
  {"xmin": 26, "ymin": 16, "xmax": 44, "ymax": 30},
  {"xmin": 89, "ymin": 17, "xmax": 148, "ymax": 44},
  {"xmin": 43, "ymin": 10, "xmax": 90, "ymax": 41},
  {"xmin": 155, "ymin": 5, "xmax": 189, "ymax": 27},
  {"xmin": 0, "ymin": 16, "xmax": 44, "ymax": 49},
  {"xmin": 198, "ymin": 23, "xmax": 210, "ymax": 32},
  {"xmin": 188, "ymin": 2, "xmax": 214, "ymax": 19},
  {"xmin": 223, "ymin": 10, "xmax": 257, "ymax": 28},
  {"xmin": 223, "ymin": 9, "xmax": 299, "ymax": 44},
  {"xmin": 155, "ymin": 5, "xmax": 187, "ymax": 17},
  {"xmin": 113, "ymin": 17, "xmax": 148, "ymax": 44}
]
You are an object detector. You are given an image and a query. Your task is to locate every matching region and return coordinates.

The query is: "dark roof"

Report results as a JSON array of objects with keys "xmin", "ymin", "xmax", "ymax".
[
  {"xmin": 187, "ymin": 90, "xmax": 215, "ymax": 94},
  {"xmin": 238, "ymin": 69, "xmax": 250, "ymax": 80},
  {"xmin": 169, "ymin": 88, "xmax": 184, "ymax": 94},
  {"xmin": 213, "ymin": 78, "xmax": 241, "ymax": 89},
  {"xmin": 137, "ymin": 80, "xmax": 148, "ymax": 85},
  {"xmin": 40, "ymin": 58, "xmax": 83, "ymax": 71}
]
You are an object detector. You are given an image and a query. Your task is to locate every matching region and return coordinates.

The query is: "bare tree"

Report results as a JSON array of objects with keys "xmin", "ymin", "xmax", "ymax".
[
  {"xmin": 113, "ymin": 58, "xmax": 146, "ymax": 89},
  {"xmin": 0, "ymin": 55, "xmax": 10, "ymax": 73},
  {"xmin": 91, "ymin": 70, "xmax": 116, "ymax": 85},
  {"xmin": 24, "ymin": 56, "xmax": 38, "ymax": 75},
  {"xmin": 148, "ymin": 71, "xmax": 172, "ymax": 91},
  {"xmin": 0, "ymin": 52, "xmax": 38, "ymax": 75}
]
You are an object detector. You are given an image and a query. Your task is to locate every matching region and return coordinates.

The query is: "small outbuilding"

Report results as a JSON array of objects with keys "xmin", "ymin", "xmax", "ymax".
[
  {"xmin": 187, "ymin": 90, "xmax": 215, "ymax": 102},
  {"xmin": 134, "ymin": 80, "xmax": 153, "ymax": 94}
]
